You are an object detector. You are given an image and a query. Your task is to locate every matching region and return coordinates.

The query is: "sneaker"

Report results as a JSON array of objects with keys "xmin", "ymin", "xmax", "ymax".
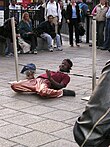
[
  {"xmin": 56, "ymin": 47, "xmax": 63, "ymax": 51},
  {"xmin": 5, "ymin": 53, "xmax": 14, "ymax": 57},
  {"xmin": 49, "ymin": 48, "xmax": 53, "ymax": 52}
]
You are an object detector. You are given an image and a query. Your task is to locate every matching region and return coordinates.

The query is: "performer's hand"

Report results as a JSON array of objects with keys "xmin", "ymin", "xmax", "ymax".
[{"xmin": 46, "ymin": 70, "xmax": 51, "ymax": 80}]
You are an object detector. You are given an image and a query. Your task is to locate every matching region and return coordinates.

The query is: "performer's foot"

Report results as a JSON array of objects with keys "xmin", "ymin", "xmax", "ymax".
[{"xmin": 63, "ymin": 89, "xmax": 76, "ymax": 96}]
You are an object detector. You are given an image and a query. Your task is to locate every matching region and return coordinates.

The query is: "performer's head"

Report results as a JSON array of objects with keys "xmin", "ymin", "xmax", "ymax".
[{"xmin": 59, "ymin": 59, "xmax": 73, "ymax": 73}]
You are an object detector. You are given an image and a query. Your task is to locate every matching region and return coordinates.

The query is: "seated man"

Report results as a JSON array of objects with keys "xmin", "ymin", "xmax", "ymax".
[
  {"xmin": 11, "ymin": 59, "xmax": 75, "ymax": 98},
  {"xmin": 73, "ymin": 60, "xmax": 110, "ymax": 147},
  {"xmin": 36, "ymin": 15, "xmax": 63, "ymax": 52}
]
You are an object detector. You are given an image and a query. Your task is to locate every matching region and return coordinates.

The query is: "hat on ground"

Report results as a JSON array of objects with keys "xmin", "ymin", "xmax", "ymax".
[{"xmin": 20, "ymin": 63, "xmax": 36, "ymax": 74}]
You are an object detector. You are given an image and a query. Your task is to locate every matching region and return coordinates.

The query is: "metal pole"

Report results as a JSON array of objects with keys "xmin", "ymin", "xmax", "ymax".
[
  {"xmin": 92, "ymin": 17, "xmax": 96, "ymax": 91},
  {"xmin": 11, "ymin": 17, "xmax": 19, "ymax": 81}
]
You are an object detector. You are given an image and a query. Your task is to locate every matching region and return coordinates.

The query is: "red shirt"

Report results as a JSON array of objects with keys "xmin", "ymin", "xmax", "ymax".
[{"xmin": 38, "ymin": 71, "xmax": 70, "ymax": 87}]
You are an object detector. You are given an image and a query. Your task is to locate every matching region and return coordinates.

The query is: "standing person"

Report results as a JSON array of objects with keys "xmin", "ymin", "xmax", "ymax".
[
  {"xmin": 102, "ymin": 3, "xmax": 110, "ymax": 51},
  {"xmin": 92, "ymin": 0, "xmax": 108, "ymax": 49},
  {"xmin": 11, "ymin": 59, "xmax": 75, "ymax": 98},
  {"xmin": 9, "ymin": 0, "xmax": 20, "ymax": 23},
  {"xmin": 36, "ymin": 15, "xmax": 63, "ymax": 52},
  {"xmin": 34, "ymin": 0, "xmax": 45, "ymax": 24},
  {"xmin": 9, "ymin": 0, "xmax": 18, "ymax": 9},
  {"xmin": 66, "ymin": 0, "xmax": 81, "ymax": 47},
  {"xmin": 19, "ymin": 12, "xmax": 37, "ymax": 54},
  {"xmin": 58, "ymin": 0, "xmax": 66, "ymax": 45},
  {"xmin": 77, "ymin": 0, "xmax": 88, "ymax": 42},
  {"xmin": 45, "ymin": 0, "xmax": 62, "ymax": 33}
]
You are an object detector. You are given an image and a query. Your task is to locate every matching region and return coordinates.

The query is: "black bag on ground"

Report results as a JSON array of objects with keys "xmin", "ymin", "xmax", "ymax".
[
  {"xmin": 78, "ymin": 23, "xmax": 85, "ymax": 36},
  {"xmin": 73, "ymin": 60, "xmax": 110, "ymax": 147}
]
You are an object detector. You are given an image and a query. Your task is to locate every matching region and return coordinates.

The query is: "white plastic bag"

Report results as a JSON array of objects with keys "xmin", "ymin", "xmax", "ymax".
[{"xmin": 18, "ymin": 36, "xmax": 30, "ymax": 53}]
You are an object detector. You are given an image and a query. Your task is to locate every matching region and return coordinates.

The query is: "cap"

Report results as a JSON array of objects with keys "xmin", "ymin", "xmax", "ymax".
[{"xmin": 20, "ymin": 63, "xmax": 36, "ymax": 74}]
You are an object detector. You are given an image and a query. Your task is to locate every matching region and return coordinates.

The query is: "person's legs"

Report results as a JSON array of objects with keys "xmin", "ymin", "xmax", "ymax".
[
  {"xmin": 55, "ymin": 34, "xmax": 61, "ymax": 47},
  {"xmin": 5, "ymin": 38, "xmax": 13, "ymax": 55},
  {"xmin": 68, "ymin": 21, "xmax": 73, "ymax": 46},
  {"xmin": 11, "ymin": 78, "xmax": 63, "ymax": 98},
  {"xmin": 73, "ymin": 19, "xmax": 79, "ymax": 45},
  {"xmin": 98, "ymin": 21, "xmax": 105, "ymax": 47},
  {"xmin": 40, "ymin": 33, "xmax": 53, "ymax": 49},
  {"xmin": 28, "ymin": 34, "xmax": 37, "ymax": 51},
  {"xmin": 103, "ymin": 19, "xmax": 110, "ymax": 50}
]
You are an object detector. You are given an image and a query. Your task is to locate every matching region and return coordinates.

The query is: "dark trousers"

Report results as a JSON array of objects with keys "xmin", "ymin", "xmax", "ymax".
[
  {"xmin": 96, "ymin": 21, "xmax": 105, "ymax": 47},
  {"xmin": 68, "ymin": 18, "xmax": 79, "ymax": 45},
  {"xmin": 103, "ymin": 18, "xmax": 110, "ymax": 49},
  {"xmin": 23, "ymin": 33, "xmax": 37, "ymax": 51}
]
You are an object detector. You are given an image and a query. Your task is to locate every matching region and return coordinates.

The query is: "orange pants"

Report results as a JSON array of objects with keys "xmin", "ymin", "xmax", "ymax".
[{"xmin": 11, "ymin": 78, "xmax": 63, "ymax": 98}]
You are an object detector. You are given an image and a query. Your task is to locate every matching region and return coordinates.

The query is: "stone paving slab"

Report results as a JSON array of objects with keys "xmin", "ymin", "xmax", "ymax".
[
  {"xmin": 10, "ymin": 131, "xmax": 58, "ymax": 147},
  {"xmin": 0, "ymin": 138, "xmax": 17, "ymax": 147},
  {"xmin": 0, "ymin": 124, "xmax": 32, "ymax": 139},
  {"xmin": 27, "ymin": 119, "xmax": 70, "ymax": 133}
]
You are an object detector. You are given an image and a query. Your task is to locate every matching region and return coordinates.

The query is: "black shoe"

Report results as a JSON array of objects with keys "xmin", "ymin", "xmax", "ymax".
[{"xmin": 63, "ymin": 89, "xmax": 76, "ymax": 97}]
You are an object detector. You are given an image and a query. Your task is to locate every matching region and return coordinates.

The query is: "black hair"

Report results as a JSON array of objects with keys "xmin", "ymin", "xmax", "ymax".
[
  {"xmin": 64, "ymin": 59, "xmax": 73, "ymax": 68},
  {"xmin": 47, "ymin": 15, "xmax": 54, "ymax": 19}
]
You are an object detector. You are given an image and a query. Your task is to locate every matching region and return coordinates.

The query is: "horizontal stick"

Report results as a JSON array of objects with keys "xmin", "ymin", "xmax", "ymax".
[{"xmin": 18, "ymin": 63, "xmax": 99, "ymax": 79}]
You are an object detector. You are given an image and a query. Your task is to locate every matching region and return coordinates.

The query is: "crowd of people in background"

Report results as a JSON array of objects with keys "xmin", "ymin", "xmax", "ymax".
[{"xmin": 1, "ymin": 0, "xmax": 110, "ymax": 57}]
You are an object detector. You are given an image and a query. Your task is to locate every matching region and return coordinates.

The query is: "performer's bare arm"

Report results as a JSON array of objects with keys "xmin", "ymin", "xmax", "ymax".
[{"xmin": 46, "ymin": 70, "xmax": 65, "ymax": 90}]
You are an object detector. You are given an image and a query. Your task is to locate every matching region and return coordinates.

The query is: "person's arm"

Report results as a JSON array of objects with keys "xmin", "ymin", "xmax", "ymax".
[
  {"xmin": 91, "ymin": 6, "xmax": 97, "ymax": 16},
  {"xmin": 58, "ymin": 3, "xmax": 62, "ymax": 23},
  {"xmin": 46, "ymin": 70, "xmax": 65, "ymax": 90}
]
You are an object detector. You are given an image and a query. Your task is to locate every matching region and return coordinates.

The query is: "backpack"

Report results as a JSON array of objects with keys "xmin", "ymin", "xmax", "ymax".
[{"xmin": 79, "ymin": 3, "xmax": 88, "ymax": 21}]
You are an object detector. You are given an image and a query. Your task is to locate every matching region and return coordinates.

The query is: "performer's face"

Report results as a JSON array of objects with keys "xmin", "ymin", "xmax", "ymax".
[{"xmin": 59, "ymin": 60, "xmax": 71, "ymax": 72}]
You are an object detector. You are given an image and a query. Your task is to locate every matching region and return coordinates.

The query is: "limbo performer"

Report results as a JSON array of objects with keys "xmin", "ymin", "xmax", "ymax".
[{"xmin": 11, "ymin": 59, "xmax": 75, "ymax": 98}]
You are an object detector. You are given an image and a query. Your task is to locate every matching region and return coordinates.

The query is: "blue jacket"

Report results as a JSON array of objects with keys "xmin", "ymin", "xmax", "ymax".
[{"xmin": 19, "ymin": 20, "xmax": 33, "ymax": 38}]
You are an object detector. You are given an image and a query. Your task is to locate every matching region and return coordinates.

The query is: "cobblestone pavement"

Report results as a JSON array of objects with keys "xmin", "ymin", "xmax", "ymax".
[{"xmin": 0, "ymin": 37, "xmax": 110, "ymax": 147}]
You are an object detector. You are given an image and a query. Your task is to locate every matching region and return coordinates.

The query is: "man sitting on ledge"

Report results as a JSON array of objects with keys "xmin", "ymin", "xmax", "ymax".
[
  {"xmin": 36, "ymin": 15, "xmax": 63, "ymax": 52},
  {"xmin": 11, "ymin": 59, "xmax": 75, "ymax": 98}
]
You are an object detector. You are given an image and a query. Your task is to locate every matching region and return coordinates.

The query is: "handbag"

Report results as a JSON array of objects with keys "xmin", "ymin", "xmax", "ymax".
[
  {"xmin": 78, "ymin": 23, "xmax": 85, "ymax": 36},
  {"xmin": 18, "ymin": 36, "xmax": 30, "ymax": 53}
]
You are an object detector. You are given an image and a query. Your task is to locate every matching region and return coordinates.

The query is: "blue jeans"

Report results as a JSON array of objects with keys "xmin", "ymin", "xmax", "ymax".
[
  {"xmin": 5, "ymin": 38, "xmax": 13, "ymax": 55},
  {"xmin": 40, "ymin": 33, "xmax": 61, "ymax": 49},
  {"xmin": 103, "ymin": 18, "xmax": 110, "ymax": 49}
]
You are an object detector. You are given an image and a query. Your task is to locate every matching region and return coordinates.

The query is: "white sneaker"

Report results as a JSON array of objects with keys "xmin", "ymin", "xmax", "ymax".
[
  {"xmin": 56, "ymin": 47, "xmax": 63, "ymax": 51},
  {"xmin": 49, "ymin": 48, "xmax": 53, "ymax": 52}
]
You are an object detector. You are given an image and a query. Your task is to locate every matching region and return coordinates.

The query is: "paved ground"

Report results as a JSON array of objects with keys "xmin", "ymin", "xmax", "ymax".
[{"xmin": 0, "ymin": 36, "xmax": 110, "ymax": 147}]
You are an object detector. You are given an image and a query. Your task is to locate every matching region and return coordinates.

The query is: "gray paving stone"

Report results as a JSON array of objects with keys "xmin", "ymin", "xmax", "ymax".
[
  {"xmin": 0, "ymin": 137, "xmax": 16, "ymax": 147},
  {"xmin": 51, "ymin": 126, "xmax": 74, "ymax": 142},
  {"xmin": 41, "ymin": 110, "xmax": 78, "ymax": 121},
  {"xmin": 10, "ymin": 131, "xmax": 58, "ymax": 147},
  {"xmin": 0, "ymin": 124, "xmax": 32, "ymax": 139},
  {"xmin": 21, "ymin": 105, "xmax": 56, "ymax": 115},
  {"xmin": 0, "ymin": 120, "xmax": 10, "ymax": 127},
  {"xmin": 0, "ymin": 108, "xmax": 18, "ymax": 118},
  {"xmin": 27, "ymin": 119, "xmax": 70, "ymax": 133},
  {"xmin": 0, "ymin": 95, "xmax": 17, "ymax": 104},
  {"xmin": 4, "ymin": 114, "xmax": 46, "ymax": 126},
  {"xmin": 2, "ymin": 100, "xmax": 36, "ymax": 110},
  {"xmin": 41, "ymin": 139, "xmax": 79, "ymax": 147},
  {"xmin": 51, "ymin": 101, "xmax": 85, "ymax": 112}
]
